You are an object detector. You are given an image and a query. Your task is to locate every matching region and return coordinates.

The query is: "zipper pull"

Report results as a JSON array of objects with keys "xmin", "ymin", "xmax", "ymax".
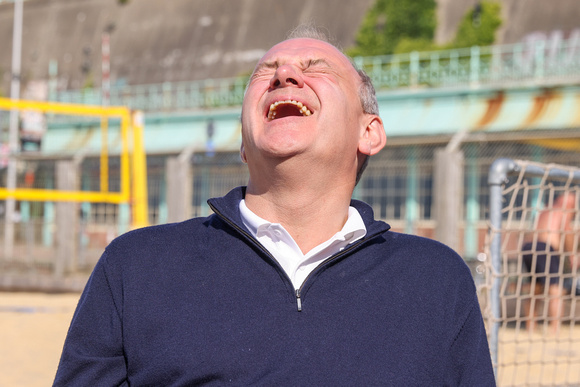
[{"xmin": 296, "ymin": 289, "xmax": 302, "ymax": 312}]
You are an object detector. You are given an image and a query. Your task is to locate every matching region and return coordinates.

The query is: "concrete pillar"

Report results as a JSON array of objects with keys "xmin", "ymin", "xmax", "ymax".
[
  {"xmin": 166, "ymin": 156, "xmax": 192, "ymax": 223},
  {"xmin": 55, "ymin": 161, "xmax": 78, "ymax": 277},
  {"xmin": 433, "ymin": 149, "xmax": 464, "ymax": 253}
]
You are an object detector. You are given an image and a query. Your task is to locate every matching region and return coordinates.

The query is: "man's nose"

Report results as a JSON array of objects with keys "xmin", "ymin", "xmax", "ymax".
[{"xmin": 270, "ymin": 65, "xmax": 304, "ymax": 89}]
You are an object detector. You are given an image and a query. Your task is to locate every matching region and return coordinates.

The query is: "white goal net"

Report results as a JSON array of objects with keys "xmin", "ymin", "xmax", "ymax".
[{"xmin": 483, "ymin": 158, "xmax": 580, "ymax": 386}]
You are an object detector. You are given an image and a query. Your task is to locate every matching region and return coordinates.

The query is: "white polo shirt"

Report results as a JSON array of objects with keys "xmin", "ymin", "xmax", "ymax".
[{"xmin": 239, "ymin": 200, "xmax": 367, "ymax": 289}]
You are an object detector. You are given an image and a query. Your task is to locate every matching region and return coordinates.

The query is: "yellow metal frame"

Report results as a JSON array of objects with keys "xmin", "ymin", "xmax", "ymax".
[{"xmin": 0, "ymin": 98, "xmax": 149, "ymax": 228}]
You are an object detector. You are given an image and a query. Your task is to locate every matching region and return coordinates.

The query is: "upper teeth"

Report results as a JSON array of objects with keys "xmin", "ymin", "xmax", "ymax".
[{"xmin": 268, "ymin": 100, "xmax": 312, "ymax": 120}]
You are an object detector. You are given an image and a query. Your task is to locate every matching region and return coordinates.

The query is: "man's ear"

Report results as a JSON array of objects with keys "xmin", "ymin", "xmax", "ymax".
[
  {"xmin": 358, "ymin": 115, "xmax": 387, "ymax": 156},
  {"xmin": 240, "ymin": 142, "xmax": 247, "ymax": 163}
]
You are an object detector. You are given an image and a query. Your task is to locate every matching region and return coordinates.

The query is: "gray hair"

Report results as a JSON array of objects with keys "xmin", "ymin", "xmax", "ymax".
[
  {"xmin": 286, "ymin": 23, "xmax": 335, "ymax": 45},
  {"xmin": 354, "ymin": 69, "xmax": 378, "ymax": 185},
  {"xmin": 357, "ymin": 69, "xmax": 379, "ymax": 115}
]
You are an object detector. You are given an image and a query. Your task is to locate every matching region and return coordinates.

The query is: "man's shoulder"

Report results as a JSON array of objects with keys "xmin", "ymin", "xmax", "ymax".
[
  {"xmin": 381, "ymin": 231, "xmax": 470, "ymax": 273},
  {"xmin": 384, "ymin": 230, "xmax": 456, "ymax": 252},
  {"xmin": 103, "ymin": 214, "xmax": 225, "ymax": 257}
]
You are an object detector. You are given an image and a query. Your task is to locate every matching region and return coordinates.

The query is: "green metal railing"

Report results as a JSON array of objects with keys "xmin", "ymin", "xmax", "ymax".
[
  {"xmin": 52, "ymin": 37, "xmax": 580, "ymax": 112},
  {"xmin": 356, "ymin": 39, "xmax": 580, "ymax": 89},
  {"xmin": 53, "ymin": 77, "xmax": 248, "ymax": 112}
]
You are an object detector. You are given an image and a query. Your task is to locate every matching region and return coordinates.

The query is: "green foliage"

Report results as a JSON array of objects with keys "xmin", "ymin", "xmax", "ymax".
[
  {"xmin": 393, "ymin": 38, "xmax": 435, "ymax": 55},
  {"xmin": 348, "ymin": 0, "xmax": 503, "ymax": 57},
  {"xmin": 347, "ymin": 0, "xmax": 437, "ymax": 57},
  {"xmin": 450, "ymin": 1, "xmax": 502, "ymax": 48},
  {"xmin": 347, "ymin": 0, "xmax": 388, "ymax": 57}
]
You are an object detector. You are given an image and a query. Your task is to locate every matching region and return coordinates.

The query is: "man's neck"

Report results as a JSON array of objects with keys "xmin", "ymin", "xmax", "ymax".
[{"xmin": 244, "ymin": 167, "xmax": 355, "ymax": 254}]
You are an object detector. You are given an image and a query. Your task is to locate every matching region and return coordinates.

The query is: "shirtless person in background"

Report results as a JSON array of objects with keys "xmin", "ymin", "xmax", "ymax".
[{"xmin": 523, "ymin": 192, "xmax": 578, "ymax": 334}]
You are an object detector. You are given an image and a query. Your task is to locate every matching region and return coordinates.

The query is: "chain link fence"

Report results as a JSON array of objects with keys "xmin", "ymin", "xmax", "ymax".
[{"xmin": 1, "ymin": 133, "xmax": 580, "ymax": 295}]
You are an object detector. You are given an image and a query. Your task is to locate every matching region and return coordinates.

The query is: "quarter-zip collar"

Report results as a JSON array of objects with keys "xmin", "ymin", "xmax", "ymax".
[
  {"xmin": 239, "ymin": 199, "xmax": 367, "ymax": 289},
  {"xmin": 207, "ymin": 186, "xmax": 392, "ymax": 311},
  {"xmin": 207, "ymin": 186, "xmax": 391, "ymax": 238}
]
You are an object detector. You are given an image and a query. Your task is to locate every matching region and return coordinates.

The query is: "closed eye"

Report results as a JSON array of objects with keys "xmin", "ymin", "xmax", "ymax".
[
  {"xmin": 249, "ymin": 70, "xmax": 274, "ymax": 84},
  {"xmin": 303, "ymin": 59, "xmax": 332, "ymax": 73},
  {"xmin": 249, "ymin": 62, "xmax": 278, "ymax": 83}
]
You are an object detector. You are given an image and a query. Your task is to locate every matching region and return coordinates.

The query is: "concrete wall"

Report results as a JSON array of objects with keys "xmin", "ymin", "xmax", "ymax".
[
  {"xmin": 0, "ymin": 0, "xmax": 374, "ymax": 94},
  {"xmin": 1, "ymin": 0, "xmax": 578, "ymax": 97}
]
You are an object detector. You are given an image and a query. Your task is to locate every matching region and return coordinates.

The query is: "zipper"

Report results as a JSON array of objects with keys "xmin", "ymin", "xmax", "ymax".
[
  {"xmin": 292, "ymin": 237, "xmax": 373, "ymax": 311},
  {"xmin": 209, "ymin": 202, "xmax": 307, "ymax": 311},
  {"xmin": 296, "ymin": 289, "xmax": 302, "ymax": 312},
  {"xmin": 209, "ymin": 201, "xmax": 386, "ymax": 313}
]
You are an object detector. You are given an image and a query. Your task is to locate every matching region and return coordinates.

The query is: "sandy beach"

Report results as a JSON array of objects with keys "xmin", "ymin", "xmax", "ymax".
[{"xmin": 0, "ymin": 292, "xmax": 80, "ymax": 387}]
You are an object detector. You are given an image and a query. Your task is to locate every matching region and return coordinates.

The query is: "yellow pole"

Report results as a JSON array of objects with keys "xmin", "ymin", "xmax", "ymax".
[
  {"xmin": 119, "ymin": 109, "xmax": 131, "ymax": 203},
  {"xmin": 0, "ymin": 97, "xmax": 127, "ymax": 117},
  {"xmin": 0, "ymin": 98, "xmax": 148, "ymax": 221},
  {"xmin": 0, "ymin": 187, "xmax": 125, "ymax": 203},
  {"xmin": 131, "ymin": 110, "xmax": 149, "ymax": 228},
  {"xmin": 0, "ymin": 98, "xmax": 136, "ymax": 209}
]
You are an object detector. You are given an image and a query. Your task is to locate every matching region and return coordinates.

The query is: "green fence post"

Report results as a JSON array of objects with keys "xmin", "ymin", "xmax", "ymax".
[
  {"xmin": 470, "ymin": 46, "xmax": 480, "ymax": 85},
  {"xmin": 410, "ymin": 51, "xmax": 419, "ymax": 87}
]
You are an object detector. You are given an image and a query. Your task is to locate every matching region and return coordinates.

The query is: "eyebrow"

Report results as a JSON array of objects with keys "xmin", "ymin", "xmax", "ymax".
[
  {"xmin": 306, "ymin": 59, "xmax": 331, "ymax": 68},
  {"xmin": 253, "ymin": 58, "xmax": 332, "ymax": 75}
]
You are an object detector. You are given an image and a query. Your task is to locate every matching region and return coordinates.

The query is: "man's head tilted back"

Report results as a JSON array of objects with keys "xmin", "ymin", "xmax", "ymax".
[{"xmin": 240, "ymin": 25, "xmax": 386, "ymax": 190}]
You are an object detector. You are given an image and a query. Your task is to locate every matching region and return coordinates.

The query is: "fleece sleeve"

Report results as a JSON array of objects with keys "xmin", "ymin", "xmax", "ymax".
[{"xmin": 53, "ymin": 251, "xmax": 127, "ymax": 386}]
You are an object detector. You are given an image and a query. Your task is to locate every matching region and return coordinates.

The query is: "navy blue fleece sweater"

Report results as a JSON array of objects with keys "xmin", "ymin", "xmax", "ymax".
[{"xmin": 54, "ymin": 187, "xmax": 495, "ymax": 386}]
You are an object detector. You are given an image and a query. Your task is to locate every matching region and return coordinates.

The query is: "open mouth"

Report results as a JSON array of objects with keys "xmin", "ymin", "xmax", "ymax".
[{"xmin": 267, "ymin": 100, "xmax": 312, "ymax": 120}]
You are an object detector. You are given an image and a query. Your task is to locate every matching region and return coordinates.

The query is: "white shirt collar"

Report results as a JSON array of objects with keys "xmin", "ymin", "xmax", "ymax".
[
  {"xmin": 239, "ymin": 199, "xmax": 367, "ymax": 289},
  {"xmin": 239, "ymin": 200, "xmax": 366, "ymax": 250}
]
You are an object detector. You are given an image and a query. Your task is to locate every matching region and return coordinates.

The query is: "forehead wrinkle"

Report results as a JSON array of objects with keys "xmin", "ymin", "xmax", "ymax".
[{"xmin": 249, "ymin": 42, "xmax": 361, "ymax": 90}]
